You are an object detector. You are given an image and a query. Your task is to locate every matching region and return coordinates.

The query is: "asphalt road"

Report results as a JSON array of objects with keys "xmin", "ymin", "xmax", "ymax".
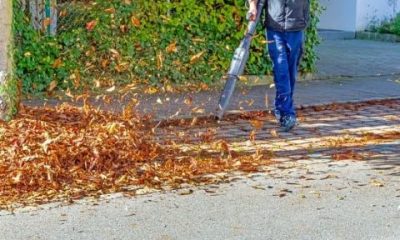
[{"xmin": 1, "ymin": 151, "xmax": 400, "ymax": 240}]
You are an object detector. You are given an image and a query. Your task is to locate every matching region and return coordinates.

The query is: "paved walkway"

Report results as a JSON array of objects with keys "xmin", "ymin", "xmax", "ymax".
[{"xmin": 315, "ymin": 39, "xmax": 400, "ymax": 78}]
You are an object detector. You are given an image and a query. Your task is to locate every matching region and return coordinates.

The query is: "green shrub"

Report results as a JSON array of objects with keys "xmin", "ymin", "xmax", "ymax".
[
  {"xmin": 13, "ymin": 0, "xmax": 322, "ymax": 95},
  {"xmin": 376, "ymin": 14, "xmax": 400, "ymax": 36}
]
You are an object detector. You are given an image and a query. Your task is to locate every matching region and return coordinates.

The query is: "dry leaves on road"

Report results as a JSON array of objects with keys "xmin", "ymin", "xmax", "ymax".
[
  {"xmin": 0, "ymin": 103, "xmax": 272, "ymax": 209},
  {"xmin": 1, "ymin": 99, "xmax": 400, "ymax": 209}
]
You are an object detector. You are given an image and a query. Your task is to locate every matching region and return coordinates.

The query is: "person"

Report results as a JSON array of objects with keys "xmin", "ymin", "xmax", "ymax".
[{"xmin": 248, "ymin": 0, "xmax": 310, "ymax": 131}]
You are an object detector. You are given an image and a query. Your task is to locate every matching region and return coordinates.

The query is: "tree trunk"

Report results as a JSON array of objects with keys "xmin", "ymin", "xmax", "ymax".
[{"xmin": 0, "ymin": 0, "xmax": 16, "ymax": 121}]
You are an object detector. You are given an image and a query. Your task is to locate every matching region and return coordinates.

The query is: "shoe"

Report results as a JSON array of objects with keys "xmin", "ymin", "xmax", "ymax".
[{"xmin": 280, "ymin": 115, "xmax": 296, "ymax": 132}]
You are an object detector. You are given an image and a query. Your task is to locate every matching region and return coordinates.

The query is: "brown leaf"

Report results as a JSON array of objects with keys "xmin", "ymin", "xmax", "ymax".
[
  {"xmin": 131, "ymin": 16, "xmax": 141, "ymax": 27},
  {"xmin": 104, "ymin": 8, "xmax": 115, "ymax": 14},
  {"xmin": 166, "ymin": 42, "xmax": 177, "ymax": 53},
  {"xmin": 184, "ymin": 97, "xmax": 193, "ymax": 106},
  {"xmin": 250, "ymin": 119, "xmax": 264, "ymax": 130},
  {"xmin": 86, "ymin": 20, "xmax": 97, "ymax": 31},
  {"xmin": 43, "ymin": 18, "xmax": 51, "ymax": 28},
  {"xmin": 53, "ymin": 58, "xmax": 62, "ymax": 68}
]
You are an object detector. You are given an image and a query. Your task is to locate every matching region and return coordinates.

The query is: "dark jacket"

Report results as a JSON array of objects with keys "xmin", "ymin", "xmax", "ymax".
[{"xmin": 264, "ymin": 0, "xmax": 310, "ymax": 32}]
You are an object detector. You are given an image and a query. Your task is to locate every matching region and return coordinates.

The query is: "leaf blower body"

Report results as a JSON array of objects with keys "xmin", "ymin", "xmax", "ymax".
[{"xmin": 215, "ymin": 0, "xmax": 266, "ymax": 120}]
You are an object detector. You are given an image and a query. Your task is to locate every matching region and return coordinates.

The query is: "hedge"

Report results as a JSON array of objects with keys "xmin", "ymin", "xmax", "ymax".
[{"xmin": 13, "ymin": 0, "xmax": 322, "ymax": 95}]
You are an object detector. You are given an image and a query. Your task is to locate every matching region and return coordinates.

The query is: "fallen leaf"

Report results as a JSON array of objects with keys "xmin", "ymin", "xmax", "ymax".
[
  {"xmin": 191, "ymin": 107, "xmax": 205, "ymax": 114},
  {"xmin": 166, "ymin": 42, "xmax": 177, "ymax": 53},
  {"xmin": 42, "ymin": 18, "xmax": 51, "ymax": 28},
  {"xmin": 53, "ymin": 58, "xmax": 62, "ymax": 68},
  {"xmin": 106, "ymin": 86, "xmax": 115, "ymax": 92},
  {"xmin": 104, "ymin": 8, "xmax": 115, "ymax": 14},
  {"xmin": 190, "ymin": 51, "xmax": 205, "ymax": 64},
  {"xmin": 47, "ymin": 80, "xmax": 57, "ymax": 92},
  {"xmin": 270, "ymin": 129, "xmax": 279, "ymax": 137},
  {"xmin": 250, "ymin": 119, "xmax": 264, "ymax": 130},
  {"xmin": 131, "ymin": 16, "xmax": 141, "ymax": 27},
  {"xmin": 157, "ymin": 51, "xmax": 163, "ymax": 69},
  {"xmin": 184, "ymin": 97, "xmax": 193, "ymax": 106},
  {"xmin": 86, "ymin": 20, "xmax": 97, "ymax": 31},
  {"xmin": 370, "ymin": 179, "xmax": 384, "ymax": 187},
  {"xmin": 178, "ymin": 189, "xmax": 193, "ymax": 195}
]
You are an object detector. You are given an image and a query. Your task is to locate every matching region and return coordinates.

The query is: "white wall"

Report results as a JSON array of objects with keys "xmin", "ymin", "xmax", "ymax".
[
  {"xmin": 356, "ymin": 0, "xmax": 400, "ymax": 31},
  {"xmin": 318, "ymin": 0, "xmax": 358, "ymax": 31}
]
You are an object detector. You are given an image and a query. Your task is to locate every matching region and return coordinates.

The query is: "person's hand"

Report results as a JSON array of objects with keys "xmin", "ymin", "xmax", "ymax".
[{"xmin": 247, "ymin": 1, "xmax": 257, "ymax": 21}]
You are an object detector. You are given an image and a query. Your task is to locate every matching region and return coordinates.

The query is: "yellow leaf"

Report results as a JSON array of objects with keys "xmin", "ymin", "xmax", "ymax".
[
  {"xmin": 47, "ymin": 80, "xmax": 57, "ymax": 92},
  {"xmin": 109, "ymin": 48, "xmax": 120, "ymax": 59},
  {"xmin": 65, "ymin": 88, "xmax": 74, "ymax": 98},
  {"xmin": 191, "ymin": 107, "xmax": 205, "ymax": 114},
  {"xmin": 70, "ymin": 70, "xmax": 81, "ymax": 88},
  {"xmin": 370, "ymin": 179, "xmax": 384, "ymax": 187},
  {"xmin": 12, "ymin": 171, "xmax": 22, "ymax": 184},
  {"xmin": 270, "ymin": 129, "xmax": 279, "ymax": 137},
  {"xmin": 106, "ymin": 86, "xmax": 116, "ymax": 92},
  {"xmin": 145, "ymin": 86, "xmax": 158, "ymax": 94},
  {"xmin": 190, "ymin": 51, "xmax": 205, "ymax": 64},
  {"xmin": 157, "ymin": 51, "xmax": 163, "ymax": 69}
]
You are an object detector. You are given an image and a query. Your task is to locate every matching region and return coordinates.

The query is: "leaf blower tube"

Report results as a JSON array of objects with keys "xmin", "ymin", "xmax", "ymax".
[{"xmin": 215, "ymin": 0, "xmax": 266, "ymax": 120}]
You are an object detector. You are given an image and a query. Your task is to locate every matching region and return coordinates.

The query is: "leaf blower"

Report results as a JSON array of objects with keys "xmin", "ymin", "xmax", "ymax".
[{"xmin": 215, "ymin": 0, "xmax": 266, "ymax": 120}]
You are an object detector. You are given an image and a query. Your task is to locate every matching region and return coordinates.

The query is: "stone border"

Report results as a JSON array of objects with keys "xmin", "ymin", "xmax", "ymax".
[
  {"xmin": 356, "ymin": 31, "xmax": 400, "ymax": 43},
  {"xmin": 232, "ymin": 72, "xmax": 333, "ymax": 87}
]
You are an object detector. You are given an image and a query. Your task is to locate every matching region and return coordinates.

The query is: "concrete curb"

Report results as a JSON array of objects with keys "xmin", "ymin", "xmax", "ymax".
[
  {"xmin": 235, "ymin": 72, "xmax": 400, "ymax": 87},
  {"xmin": 153, "ymin": 97, "xmax": 400, "ymax": 122},
  {"xmin": 318, "ymin": 30, "xmax": 356, "ymax": 41},
  {"xmin": 356, "ymin": 31, "xmax": 400, "ymax": 43}
]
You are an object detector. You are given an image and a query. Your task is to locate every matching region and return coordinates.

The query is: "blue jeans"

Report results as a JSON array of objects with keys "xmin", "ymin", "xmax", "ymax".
[{"xmin": 266, "ymin": 29, "xmax": 304, "ymax": 118}]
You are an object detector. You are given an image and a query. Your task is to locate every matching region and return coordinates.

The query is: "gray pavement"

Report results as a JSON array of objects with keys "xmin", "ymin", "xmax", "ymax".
[
  {"xmin": 1, "ymin": 159, "xmax": 400, "ymax": 240},
  {"xmin": 315, "ymin": 39, "xmax": 400, "ymax": 78}
]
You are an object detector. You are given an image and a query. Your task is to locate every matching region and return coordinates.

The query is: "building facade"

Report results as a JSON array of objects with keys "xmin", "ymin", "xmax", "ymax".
[{"xmin": 318, "ymin": 0, "xmax": 400, "ymax": 32}]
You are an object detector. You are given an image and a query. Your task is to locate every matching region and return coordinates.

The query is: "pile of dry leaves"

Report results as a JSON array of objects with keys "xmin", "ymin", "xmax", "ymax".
[{"xmin": 0, "ymin": 103, "xmax": 271, "ymax": 209}]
